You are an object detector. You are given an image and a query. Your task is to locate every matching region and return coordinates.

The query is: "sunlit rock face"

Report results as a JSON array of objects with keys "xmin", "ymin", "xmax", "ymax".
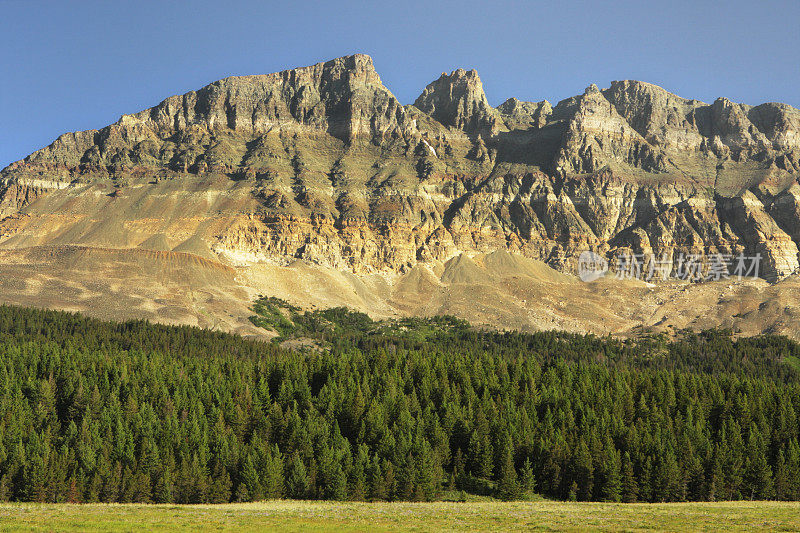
[{"xmin": 2, "ymin": 54, "xmax": 800, "ymax": 281}]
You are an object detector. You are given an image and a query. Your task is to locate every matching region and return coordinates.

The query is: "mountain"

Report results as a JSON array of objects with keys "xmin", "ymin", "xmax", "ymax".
[{"xmin": 2, "ymin": 54, "xmax": 800, "ymax": 338}]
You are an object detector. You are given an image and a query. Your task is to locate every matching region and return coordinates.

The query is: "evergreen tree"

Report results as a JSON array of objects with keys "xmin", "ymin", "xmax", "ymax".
[
  {"xmin": 773, "ymin": 449, "xmax": 788, "ymax": 501},
  {"xmin": 101, "ymin": 462, "xmax": 123, "ymax": 503},
  {"xmin": 286, "ymin": 452, "xmax": 309, "ymax": 499},
  {"xmin": 415, "ymin": 443, "xmax": 441, "ymax": 501},
  {"xmin": 0, "ymin": 304, "xmax": 797, "ymax": 504},
  {"xmin": 497, "ymin": 443, "xmax": 519, "ymax": 501},
  {"xmin": 784, "ymin": 439, "xmax": 800, "ymax": 500},
  {"xmin": 209, "ymin": 461, "xmax": 232, "ymax": 503},
  {"xmin": 240, "ymin": 455, "xmax": 262, "ymax": 502},
  {"xmin": 620, "ymin": 452, "xmax": 638, "ymax": 503},
  {"xmin": 573, "ymin": 440, "xmax": 594, "ymax": 501},
  {"xmin": 153, "ymin": 464, "xmax": 174, "ymax": 504},
  {"xmin": 744, "ymin": 427, "xmax": 773, "ymax": 500},
  {"xmin": 331, "ymin": 467, "xmax": 348, "ymax": 501},
  {"xmin": 367, "ymin": 460, "xmax": 387, "ymax": 501},
  {"xmin": 468, "ymin": 409, "xmax": 493, "ymax": 479},
  {"xmin": 654, "ymin": 450, "xmax": 681, "ymax": 502},
  {"xmin": 599, "ymin": 446, "xmax": 622, "ymax": 502},
  {"xmin": 262, "ymin": 445, "xmax": 284, "ymax": 499},
  {"xmin": 23, "ymin": 453, "xmax": 49, "ymax": 503},
  {"xmin": 519, "ymin": 457, "xmax": 536, "ymax": 496}
]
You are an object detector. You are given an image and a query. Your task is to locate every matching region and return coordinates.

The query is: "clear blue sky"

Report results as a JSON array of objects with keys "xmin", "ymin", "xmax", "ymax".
[{"xmin": 1, "ymin": 0, "xmax": 798, "ymax": 168}]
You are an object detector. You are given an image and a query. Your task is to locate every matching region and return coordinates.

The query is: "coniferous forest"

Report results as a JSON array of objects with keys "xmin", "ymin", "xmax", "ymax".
[{"xmin": 0, "ymin": 304, "xmax": 799, "ymax": 503}]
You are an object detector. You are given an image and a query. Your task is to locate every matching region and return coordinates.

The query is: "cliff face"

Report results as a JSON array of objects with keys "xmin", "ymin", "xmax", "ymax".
[{"xmin": 2, "ymin": 54, "xmax": 800, "ymax": 282}]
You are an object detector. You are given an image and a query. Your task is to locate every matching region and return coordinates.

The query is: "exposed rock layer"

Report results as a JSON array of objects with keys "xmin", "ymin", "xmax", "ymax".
[{"xmin": 3, "ymin": 53, "xmax": 800, "ymax": 285}]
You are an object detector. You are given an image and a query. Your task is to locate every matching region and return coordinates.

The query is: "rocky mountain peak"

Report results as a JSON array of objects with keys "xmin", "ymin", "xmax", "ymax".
[
  {"xmin": 12, "ymin": 54, "xmax": 409, "ymax": 172},
  {"xmin": 139, "ymin": 53, "xmax": 402, "ymax": 143},
  {"xmin": 583, "ymin": 83, "xmax": 600, "ymax": 95},
  {"xmin": 496, "ymin": 98, "xmax": 552, "ymax": 130},
  {"xmin": 3, "ymin": 56, "xmax": 800, "ymax": 287},
  {"xmin": 334, "ymin": 53, "xmax": 377, "ymax": 75},
  {"xmin": 601, "ymin": 80, "xmax": 705, "ymax": 147},
  {"xmin": 413, "ymin": 68, "xmax": 502, "ymax": 135}
]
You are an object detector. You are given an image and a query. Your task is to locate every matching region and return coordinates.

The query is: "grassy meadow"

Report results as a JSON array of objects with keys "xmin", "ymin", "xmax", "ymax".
[{"xmin": 1, "ymin": 500, "xmax": 799, "ymax": 532}]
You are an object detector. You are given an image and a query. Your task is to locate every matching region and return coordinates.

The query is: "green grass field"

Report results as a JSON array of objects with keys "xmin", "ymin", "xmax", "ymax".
[{"xmin": 1, "ymin": 501, "xmax": 799, "ymax": 532}]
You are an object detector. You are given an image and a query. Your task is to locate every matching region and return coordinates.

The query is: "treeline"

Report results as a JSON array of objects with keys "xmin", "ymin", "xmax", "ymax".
[{"xmin": 0, "ymin": 304, "xmax": 799, "ymax": 503}]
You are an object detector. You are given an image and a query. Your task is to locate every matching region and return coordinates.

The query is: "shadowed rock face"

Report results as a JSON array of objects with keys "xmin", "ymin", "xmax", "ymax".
[
  {"xmin": 414, "ymin": 68, "xmax": 503, "ymax": 135},
  {"xmin": 2, "ymin": 54, "xmax": 800, "ymax": 283}
]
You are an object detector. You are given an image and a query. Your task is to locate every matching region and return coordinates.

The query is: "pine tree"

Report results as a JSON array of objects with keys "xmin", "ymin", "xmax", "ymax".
[
  {"xmin": 0, "ymin": 475, "xmax": 10, "ymax": 502},
  {"xmin": 468, "ymin": 409, "xmax": 493, "ymax": 479},
  {"xmin": 519, "ymin": 457, "xmax": 536, "ymax": 496},
  {"xmin": 599, "ymin": 446, "xmax": 622, "ymax": 502},
  {"xmin": 707, "ymin": 450, "xmax": 724, "ymax": 502},
  {"xmin": 655, "ymin": 449, "xmax": 681, "ymax": 502},
  {"xmin": 262, "ymin": 445, "xmax": 284, "ymax": 499},
  {"xmin": 367, "ymin": 460, "xmax": 387, "ymax": 501},
  {"xmin": 23, "ymin": 453, "xmax": 49, "ymax": 502},
  {"xmin": 452, "ymin": 448, "xmax": 466, "ymax": 488},
  {"xmin": 573, "ymin": 439, "xmax": 594, "ymax": 501},
  {"xmin": 784, "ymin": 439, "xmax": 800, "ymax": 500},
  {"xmin": 744, "ymin": 426, "xmax": 773, "ymax": 500},
  {"xmin": 567, "ymin": 481, "xmax": 578, "ymax": 502},
  {"xmin": 349, "ymin": 450, "xmax": 368, "ymax": 501},
  {"xmin": 383, "ymin": 463, "xmax": 397, "ymax": 501},
  {"xmin": 86, "ymin": 473, "xmax": 102, "ymax": 503},
  {"xmin": 396, "ymin": 454, "xmax": 416, "ymax": 501},
  {"xmin": 331, "ymin": 466, "xmax": 348, "ymax": 501},
  {"xmin": 153, "ymin": 462, "xmax": 175, "ymax": 504},
  {"xmin": 0, "ymin": 303, "xmax": 799, "ymax": 505},
  {"xmin": 498, "ymin": 444, "xmax": 519, "ymax": 501},
  {"xmin": 66, "ymin": 475, "xmax": 81, "ymax": 503},
  {"xmin": 209, "ymin": 461, "xmax": 232, "ymax": 503},
  {"xmin": 101, "ymin": 462, "xmax": 123, "ymax": 503},
  {"xmin": 285, "ymin": 452, "xmax": 309, "ymax": 499},
  {"xmin": 128, "ymin": 471, "xmax": 152, "ymax": 503},
  {"xmin": 719, "ymin": 421, "xmax": 745, "ymax": 500},
  {"xmin": 621, "ymin": 452, "xmax": 638, "ymax": 503},
  {"xmin": 415, "ymin": 444, "xmax": 441, "ymax": 502},
  {"xmin": 639, "ymin": 456, "xmax": 654, "ymax": 502},
  {"xmin": 773, "ymin": 449, "xmax": 788, "ymax": 501},
  {"xmin": 240, "ymin": 455, "xmax": 262, "ymax": 502},
  {"xmin": 234, "ymin": 482, "xmax": 250, "ymax": 503}
]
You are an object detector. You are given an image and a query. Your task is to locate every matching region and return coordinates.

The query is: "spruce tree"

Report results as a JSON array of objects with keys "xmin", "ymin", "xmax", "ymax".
[
  {"xmin": 744, "ymin": 427, "xmax": 773, "ymax": 500},
  {"xmin": 655, "ymin": 449, "xmax": 681, "ymax": 502},
  {"xmin": 240, "ymin": 455, "xmax": 262, "ymax": 502},
  {"xmin": 23, "ymin": 454, "xmax": 49, "ymax": 502},
  {"xmin": 0, "ymin": 304, "xmax": 799, "ymax": 505},
  {"xmin": 573, "ymin": 439, "xmax": 594, "ymax": 501},
  {"xmin": 209, "ymin": 461, "xmax": 232, "ymax": 503},
  {"xmin": 367, "ymin": 460, "xmax": 387, "ymax": 501},
  {"xmin": 286, "ymin": 452, "xmax": 309, "ymax": 499},
  {"xmin": 262, "ymin": 445, "xmax": 284, "ymax": 499},
  {"xmin": 784, "ymin": 439, "xmax": 800, "ymax": 500},
  {"xmin": 519, "ymin": 457, "xmax": 536, "ymax": 496},
  {"xmin": 773, "ymin": 449, "xmax": 787, "ymax": 501},
  {"xmin": 498, "ymin": 444, "xmax": 519, "ymax": 501},
  {"xmin": 599, "ymin": 446, "xmax": 622, "ymax": 502},
  {"xmin": 621, "ymin": 452, "xmax": 638, "ymax": 503}
]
